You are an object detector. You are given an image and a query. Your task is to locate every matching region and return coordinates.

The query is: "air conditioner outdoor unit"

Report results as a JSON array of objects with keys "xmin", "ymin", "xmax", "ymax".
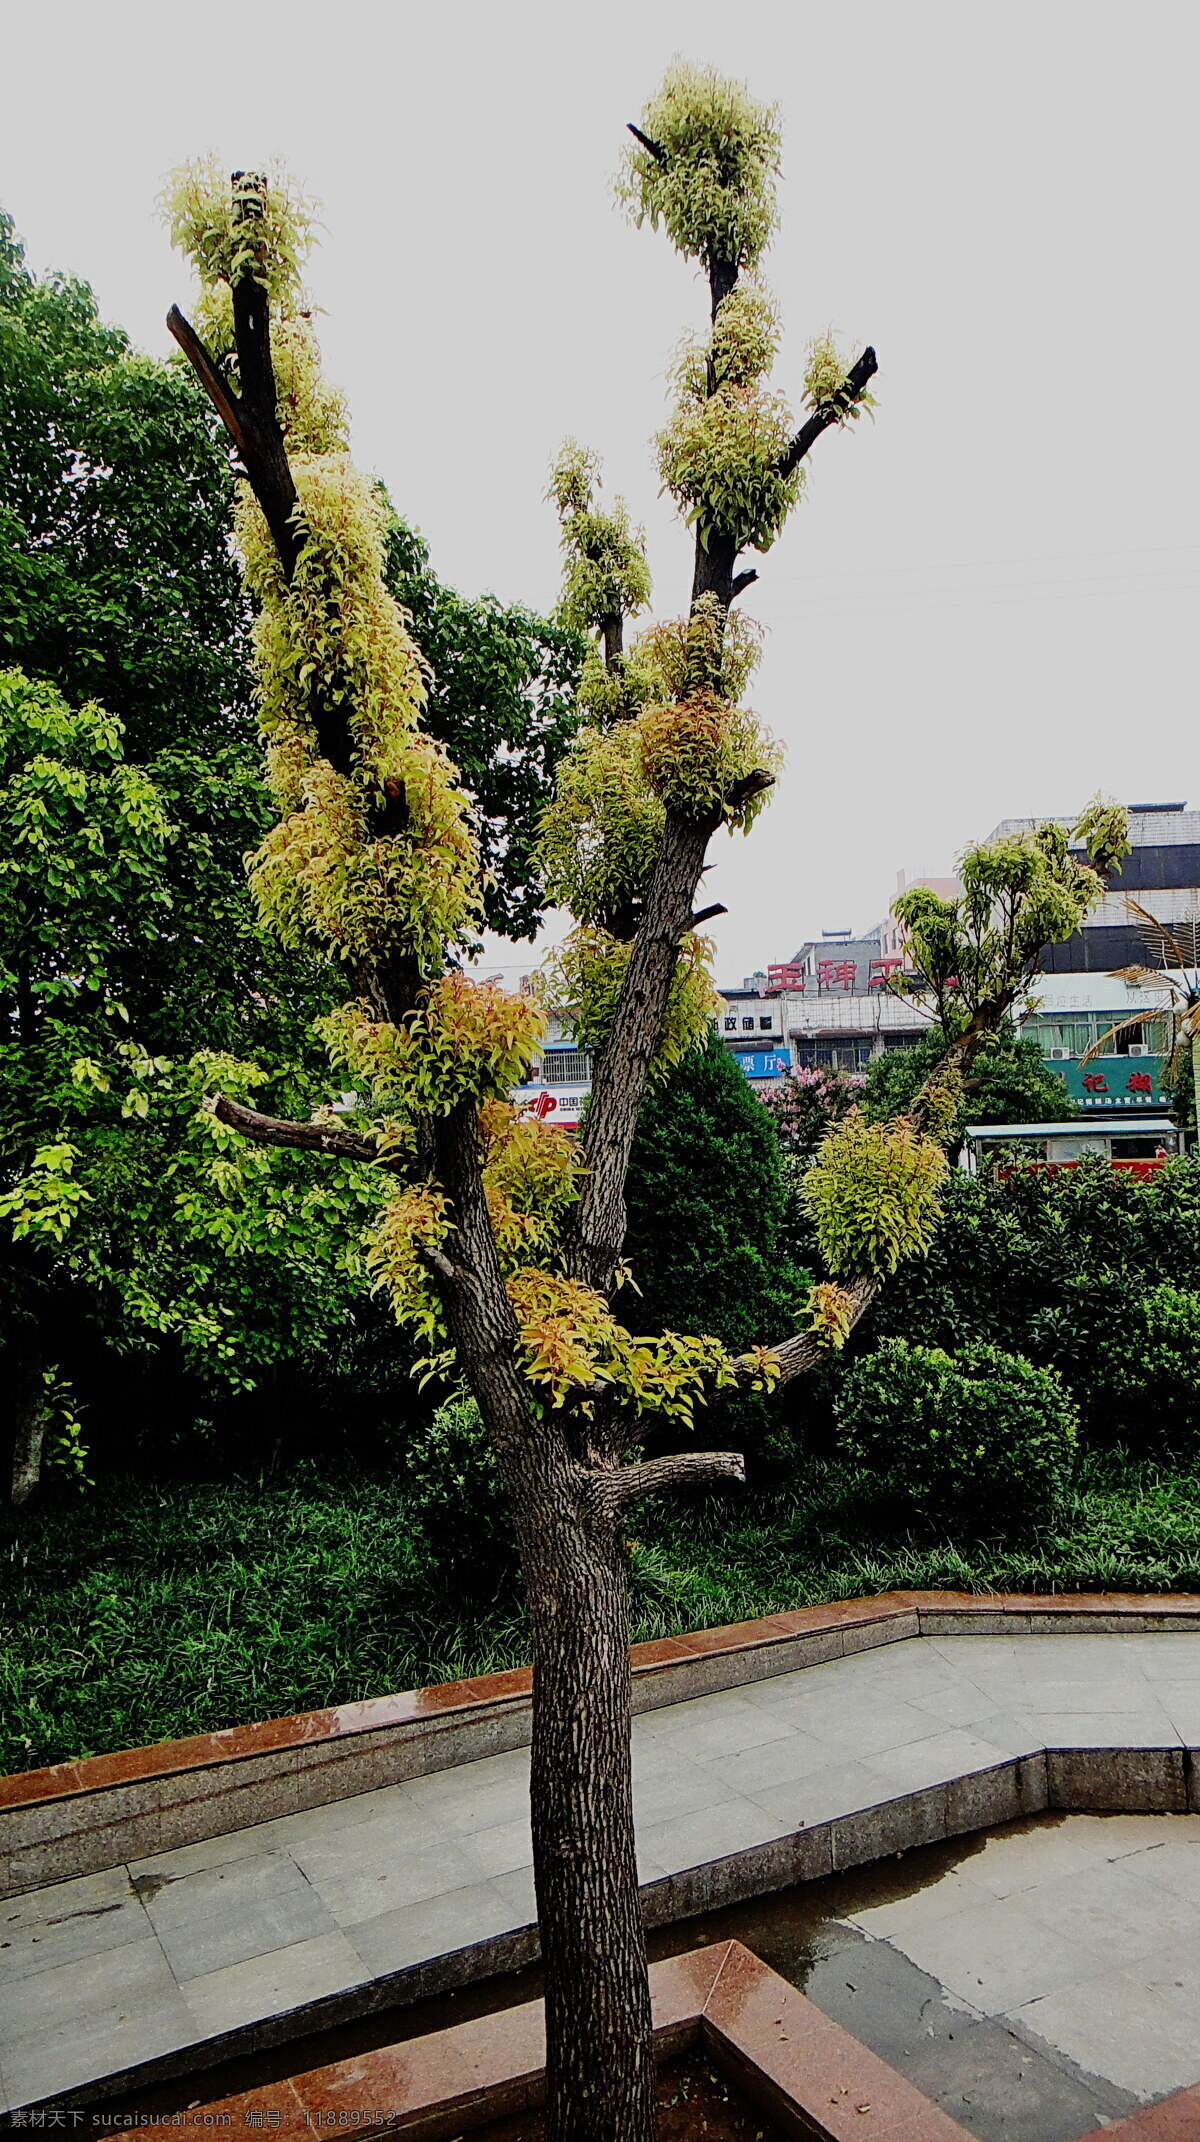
[
  {"xmin": 1127, "ymin": 1043, "xmax": 1150, "ymax": 1057},
  {"xmin": 1050, "ymin": 1048, "xmax": 1070, "ymax": 1060}
]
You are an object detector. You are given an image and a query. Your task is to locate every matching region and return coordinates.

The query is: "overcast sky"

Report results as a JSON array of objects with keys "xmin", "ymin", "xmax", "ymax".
[{"xmin": 4, "ymin": 1, "xmax": 1196, "ymax": 983}]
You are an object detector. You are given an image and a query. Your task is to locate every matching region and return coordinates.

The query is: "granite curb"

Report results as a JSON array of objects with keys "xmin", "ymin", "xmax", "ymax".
[{"xmin": 7, "ymin": 1593, "xmax": 1200, "ymax": 1897}]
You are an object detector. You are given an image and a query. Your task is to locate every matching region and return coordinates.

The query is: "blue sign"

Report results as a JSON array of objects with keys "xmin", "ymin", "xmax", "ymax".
[{"xmin": 732, "ymin": 1049, "xmax": 790, "ymax": 1080}]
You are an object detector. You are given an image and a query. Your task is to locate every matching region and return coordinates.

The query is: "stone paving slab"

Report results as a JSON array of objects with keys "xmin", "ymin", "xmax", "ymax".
[
  {"xmin": 5, "ymin": 1631, "xmax": 1200, "ymax": 2112},
  {"xmin": 848, "ymin": 1812, "xmax": 1200, "ymax": 2114}
]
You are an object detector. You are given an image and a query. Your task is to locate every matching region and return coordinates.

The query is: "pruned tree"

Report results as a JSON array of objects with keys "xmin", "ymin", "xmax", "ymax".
[{"xmin": 162, "ymin": 70, "xmax": 1123, "ymax": 2142}]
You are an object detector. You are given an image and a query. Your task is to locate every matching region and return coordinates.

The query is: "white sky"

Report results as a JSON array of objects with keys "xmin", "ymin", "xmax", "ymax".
[{"xmin": 4, "ymin": 0, "xmax": 1196, "ymax": 985}]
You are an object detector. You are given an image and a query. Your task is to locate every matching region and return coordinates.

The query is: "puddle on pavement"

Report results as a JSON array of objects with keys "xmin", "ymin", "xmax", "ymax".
[{"xmin": 103, "ymin": 1814, "xmax": 1183, "ymax": 2142}]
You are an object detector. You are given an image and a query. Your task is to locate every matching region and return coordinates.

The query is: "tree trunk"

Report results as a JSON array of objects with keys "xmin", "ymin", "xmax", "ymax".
[
  {"xmin": 8, "ymin": 1326, "xmax": 46, "ymax": 1508},
  {"xmin": 1191, "ymin": 1033, "xmax": 1200, "ymax": 1156},
  {"xmin": 528, "ymin": 1521, "xmax": 654, "ymax": 2142}
]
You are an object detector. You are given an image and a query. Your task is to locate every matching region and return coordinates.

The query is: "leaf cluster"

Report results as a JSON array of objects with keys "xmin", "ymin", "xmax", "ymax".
[
  {"xmin": 618, "ymin": 63, "xmax": 781, "ymax": 276},
  {"xmin": 548, "ymin": 442, "xmax": 652, "ymax": 637},
  {"xmin": 657, "ymin": 365, "xmax": 799, "ymax": 558},
  {"xmin": 321, "ymin": 978, "xmax": 545, "ymax": 1121},
  {"xmin": 803, "ymin": 1111, "xmax": 948, "ymax": 1278},
  {"xmin": 541, "ymin": 926, "xmax": 718, "ymax": 1081}
]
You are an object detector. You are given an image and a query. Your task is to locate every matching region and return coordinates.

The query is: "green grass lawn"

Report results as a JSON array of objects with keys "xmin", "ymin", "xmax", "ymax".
[{"xmin": 5, "ymin": 1455, "xmax": 1200, "ymax": 1773}]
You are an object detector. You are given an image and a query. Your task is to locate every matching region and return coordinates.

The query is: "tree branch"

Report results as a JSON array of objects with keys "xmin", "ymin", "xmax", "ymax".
[
  {"xmin": 726, "ymin": 769, "xmax": 775, "ymax": 813},
  {"xmin": 166, "ymin": 306, "xmax": 253, "ymax": 467},
  {"xmin": 565, "ymin": 809, "xmax": 716, "ymax": 1296},
  {"xmin": 587, "ymin": 1448, "xmax": 746, "ymax": 1525},
  {"xmin": 730, "ymin": 569, "xmax": 758, "ymax": 600},
  {"xmin": 207, "ymin": 1092, "xmax": 405, "ymax": 1168},
  {"xmin": 688, "ymin": 902, "xmax": 727, "ymax": 929},
  {"xmin": 778, "ymin": 347, "xmax": 878, "ymax": 481},
  {"xmin": 627, "ymin": 123, "xmax": 668, "ymax": 165}
]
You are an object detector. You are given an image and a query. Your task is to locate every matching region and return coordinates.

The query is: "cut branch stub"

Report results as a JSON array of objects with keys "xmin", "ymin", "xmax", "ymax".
[
  {"xmin": 586, "ymin": 1448, "xmax": 746, "ymax": 1527},
  {"xmin": 778, "ymin": 346, "xmax": 879, "ymax": 481},
  {"xmin": 626, "ymin": 122, "xmax": 668, "ymax": 166}
]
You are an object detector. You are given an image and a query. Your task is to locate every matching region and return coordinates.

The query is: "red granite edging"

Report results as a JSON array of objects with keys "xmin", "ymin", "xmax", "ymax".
[
  {"xmin": 124, "ymin": 1940, "xmax": 974, "ymax": 2141},
  {"xmin": 5, "ymin": 1590, "xmax": 1200, "ymax": 1896},
  {"xmin": 1077, "ymin": 2085, "xmax": 1200, "ymax": 2141}
]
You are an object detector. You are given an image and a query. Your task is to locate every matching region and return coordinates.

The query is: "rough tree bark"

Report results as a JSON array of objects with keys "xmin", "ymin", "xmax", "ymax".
[
  {"xmin": 169, "ymin": 174, "xmax": 877, "ymax": 2142},
  {"xmin": 7, "ymin": 1318, "xmax": 46, "ymax": 1509}
]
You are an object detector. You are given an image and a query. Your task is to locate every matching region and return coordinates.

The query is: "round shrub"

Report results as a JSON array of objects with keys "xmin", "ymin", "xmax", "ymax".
[
  {"xmin": 1076, "ymin": 1283, "xmax": 1200, "ymax": 1455},
  {"xmin": 404, "ymin": 1397, "xmax": 517, "ymax": 1594},
  {"xmin": 835, "ymin": 1338, "xmax": 1077, "ymax": 1537}
]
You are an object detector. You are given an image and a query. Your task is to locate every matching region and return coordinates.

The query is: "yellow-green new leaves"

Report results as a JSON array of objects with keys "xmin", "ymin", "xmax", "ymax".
[
  {"xmin": 322, "ymin": 979, "xmax": 545, "ymax": 1119},
  {"xmin": 538, "ymin": 720, "xmax": 664, "ymax": 929},
  {"xmin": 251, "ymin": 742, "xmax": 480, "ymax": 974},
  {"xmin": 167, "ymin": 164, "xmax": 484, "ymax": 994},
  {"xmin": 537, "ymin": 604, "xmax": 776, "ymax": 923},
  {"xmin": 618, "ymin": 63, "xmax": 782, "ymax": 276},
  {"xmin": 637, "ymin": 692, "xmax": 779, "ymax": 822},
  {"xmin": 236, "ymin": 466, "xmax": 428, "ymax": 775},
  {"xmin": 365, "ymin": 1182, "xmax": 452, "ymax": 1358},
  {"xmin": 636, "ymin": 599, "xmax": 762, "ymax": 706},
  {"xmin": 549, "ymin": 442, "xmax": 652, "ymax": 639},
  {"xmin": 657, "ymin": 346, "xmax": 799, "ymax": 557},
  {"xmin": 542, "ymin": 927, "xmax": 719, "ymax": 1080},
  {"xmin": 480, "ymin": 1099, "xmax": 583, "ymax": 1269},
  {"xmin": 162, "ymin": 159, "xmax": 319, "ymax": 312},
  {"xmin": 802, "ymin": 334, "xmax": 873, "ymax": 423},
  {"xmin": 805, "ymin": 1281, "xmax": 856, "ymax": 1351},
  {"xmin": 803, "ymin": 1113, "xmax": 948, "ymax": 1278},
  {"xmin": 505, "ymin": 1266, "xmax": 738, "ymax": 1426},
  {"xmin": 1074, "ymin": 794, "xmax": 1133, "ymax": 878}
]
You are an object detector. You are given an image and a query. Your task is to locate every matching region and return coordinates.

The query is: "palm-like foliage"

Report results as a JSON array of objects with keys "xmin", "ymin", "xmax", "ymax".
[{"xmin": 1081, "ymin": 897, "xmax": 1200, "ymax": 1115}]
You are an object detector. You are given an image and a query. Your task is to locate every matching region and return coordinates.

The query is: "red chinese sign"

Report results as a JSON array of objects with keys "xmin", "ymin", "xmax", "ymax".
[
  {"xmin": 1126, "ymin": 1071, "xmax": 1153, "ymax": 1094},
  {"xmin": 1082, "ymin": 1072, "xmax": 1108, "ymax": 1093},
  {"xmin": 817, "ymin": 960, "xmax": 857, "ymax": 992}
]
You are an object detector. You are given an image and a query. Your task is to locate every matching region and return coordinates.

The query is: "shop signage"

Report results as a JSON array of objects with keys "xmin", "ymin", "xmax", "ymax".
[
  {"xmin": 1051, "ymin": 1057, "xmax": 1169, "ymax": 1108},
  {"xmin": 513, "ymin": 1084, "xmax": 589, "ymax": 1125},
  {"xmin": 733, "ymin": 1049, "xmax": 791, "ymax": 1080}
]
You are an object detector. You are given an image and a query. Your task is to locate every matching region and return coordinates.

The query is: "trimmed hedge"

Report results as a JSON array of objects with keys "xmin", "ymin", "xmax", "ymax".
[{"xmin": 836, "ymin": 1337, "xmax": 1078, "ymax": 1537}]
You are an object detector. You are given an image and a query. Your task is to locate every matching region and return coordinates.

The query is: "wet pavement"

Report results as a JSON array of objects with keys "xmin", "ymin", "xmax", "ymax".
[
  {"xmin": 108, "ymin": 1814, "xmax": 1200, "ymax": 2142},
  {"xmin": 13, "ymin": 1630, "xmax": 1200, "ymax": 2118},
  {"xmin": 653, "ymin": 1813, "xmax": 1200, "ymax": 2142}
]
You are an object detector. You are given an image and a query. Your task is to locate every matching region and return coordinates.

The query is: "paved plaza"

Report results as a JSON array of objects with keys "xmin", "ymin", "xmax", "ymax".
[{"xmin": 6, "ymin": 1630, "xmax": 1200, "ymax": 2112}]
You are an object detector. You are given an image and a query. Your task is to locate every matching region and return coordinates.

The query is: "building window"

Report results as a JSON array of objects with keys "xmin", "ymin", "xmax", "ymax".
[
  {"xmin": 742, "ymin": 1016, "xmax": 755, "ymax": 1030},
  {"xmin": 797, "ymin": 1040, "xmax": 872, "ymax": 1072},
  {"xmin": 759, "ymin": 1016, "xmax": 773, "ymax": 1030},
  {"xmin": 542, "ymin": 1049, "xmax": 593, "ymax": 1085},
  {"xmin": 724, "ymin": 1017, "xmax": 737, "ymax": 1032}
]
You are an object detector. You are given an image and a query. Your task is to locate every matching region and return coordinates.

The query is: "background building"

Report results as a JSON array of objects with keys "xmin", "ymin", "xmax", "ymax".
[{"xmin": 986, "ymin": 803, "xmax": 1194, "ymax": 1120}]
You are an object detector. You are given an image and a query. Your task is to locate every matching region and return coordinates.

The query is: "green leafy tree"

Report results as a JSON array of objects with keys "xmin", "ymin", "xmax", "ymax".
[
  {"xmin": 160, "ymin": 92, "xmax": 1115, "ymax": 2138},
  {"xmin": 0, "ymin": 667, "xmax": 171, "ymax": 1498},
  {"xmin": 0, "ymin": 210, "xmax": 308, "ymax": 1064},
  {"xmin": 863, "ymin": 1020, "xmax": 1077, "ymax": 1145},
  {"xmin": 0, "ymin": 667, "xmax": 382, "ymax": 1502}
]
